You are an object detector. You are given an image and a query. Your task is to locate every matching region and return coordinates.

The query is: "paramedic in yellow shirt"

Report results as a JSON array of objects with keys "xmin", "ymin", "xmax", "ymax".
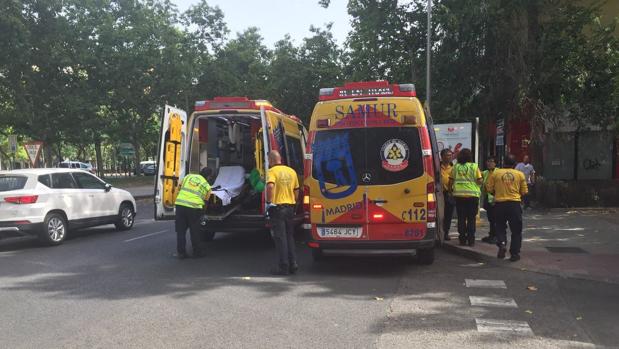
[
  {"xmin": 486, "ymin": 155, "xmax": 528, "ymax": 262},
  {"xmin": 265, "ymin": 150, "xmax": 300, "ymax": 276},
  {"xmin": 440, "ymin": 149, "xmax": 454, "ymax": 241}
]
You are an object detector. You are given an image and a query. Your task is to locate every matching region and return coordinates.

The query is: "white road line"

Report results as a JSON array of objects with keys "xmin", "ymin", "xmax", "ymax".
[
  {"xmin": 470, "ymin": 296, "xmax": 518, "ymax": 308},
  {"xmin": 124, "ymin": 230, "xmax": 168, "ymax": 242},
  {"xmin": 465, "ymin": 279, "xmax": 507, "ymax": 289},
  {"xmin": 475, "ymin": 319, "xmax": 533, "ymax": 335}
]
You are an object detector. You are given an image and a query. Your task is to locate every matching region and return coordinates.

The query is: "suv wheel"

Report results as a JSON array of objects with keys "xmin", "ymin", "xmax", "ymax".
[
  {"xmin": 39, "ymin": 213, "xmax": 67, "ymax": 246},
  {"xmin": 115, "ymin": 203, "xmax": 135, "ymax": 231}
]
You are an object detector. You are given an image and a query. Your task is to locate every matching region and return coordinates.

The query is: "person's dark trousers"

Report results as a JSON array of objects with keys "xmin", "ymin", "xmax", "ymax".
[
  {"xmin": 443, "ymin": 192, "xmax": 455, "ymax": 238},
  {"xmin": 175, "ymin": 205, "xmax": 204, "ymax": 256},
  {"xmin": 270, "ymin": 205, "xmax": 297, "ymax": 271},
  {"xmin": 455, "ymin": 197, "xmax": 479, "ymax": 244},
  {"xmin": 523, "ymin": 184, "xmax": 534, "ymax": 209},
  {"xmin": 494, "ymin": 201, "xmax": 523, "ymax": 256},
  {"xmin": 483, "ymin": 201, "xmax": 496, "ymax": 238}
]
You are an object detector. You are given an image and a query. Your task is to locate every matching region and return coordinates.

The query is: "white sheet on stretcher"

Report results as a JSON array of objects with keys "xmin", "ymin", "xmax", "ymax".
[{"xmin": 211, "ymin": 166, "xmax": 245, "ymax": 206}]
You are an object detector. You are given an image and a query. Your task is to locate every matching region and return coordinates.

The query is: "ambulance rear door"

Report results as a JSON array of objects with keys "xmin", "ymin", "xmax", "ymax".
[{"xmin": 154, "ymin": 105, "xmax": 188, "ymax": 220}]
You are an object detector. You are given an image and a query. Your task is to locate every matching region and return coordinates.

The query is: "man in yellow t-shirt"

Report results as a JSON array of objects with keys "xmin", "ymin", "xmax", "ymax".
[
  {"xmin": 266, "ymin": 150, "xmax": 300, "ymax": 275},
  {"xmin": 439, "ymin": 149, "xmax": 454, "ymax": 241},
  {"xmin": 486, "ymin": 156, "xmax": 528, "ymax": 262}
]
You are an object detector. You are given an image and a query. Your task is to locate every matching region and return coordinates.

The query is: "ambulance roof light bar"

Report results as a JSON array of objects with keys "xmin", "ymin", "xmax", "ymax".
[
  {"xmin": 194, "ymin": 96, "xmax": 283, "ymax": 114},
  {"xmin": 318, "ymin": 81, "xmax": 416, "ymax": 101}
]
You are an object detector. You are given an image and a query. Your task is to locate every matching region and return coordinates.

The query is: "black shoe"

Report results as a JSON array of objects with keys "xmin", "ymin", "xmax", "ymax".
[
  {"xmin": 509, "ymin": 254, "xmax": 521, "ymax": 262},
  {"xmin": 497, "ymin": 246, "xmax": 507, "ymax": 259},
  {"xmin": 174, "ymin": 252, "xmax": 188, "ymax": 260},
  {"xmin": 468, "ymin": 240, "xmax": 475, "ymax": 247},
  {"xmin": 270, "ymin": 267, "xmax": 290, "ymax": 276},
  {"xmin": 459, "ymin": 240, "xmax": 467, "ymax": 246},
  {"xmin": 481, "ymin": 236, "xmax": 497, "ymax": 244},
  {"xmin": 289, "ymin": 263, "xmax": 299, "ymax": 274},
  {"xmin": 444, "ymin": 234, "xmax": 451, "ymax": 241}
]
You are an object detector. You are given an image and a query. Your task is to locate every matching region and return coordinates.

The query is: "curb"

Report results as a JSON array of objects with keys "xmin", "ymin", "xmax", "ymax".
[
  {"xmin": 548, "ymin": 207, "xmax": 619, "ymax": 213},
  {"xmin": 133, "ymin": 195, "xmax": 154, "ymax": 200},
  {"xmin": 441, "ymin": 242, "xmax": 619, "ymax": 285}
]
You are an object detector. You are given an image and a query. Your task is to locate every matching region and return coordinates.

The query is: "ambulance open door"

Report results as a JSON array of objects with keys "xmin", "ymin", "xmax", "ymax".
[{"xmin": 154, "ymin": 105, "xmax": 188, "ymax": 220}]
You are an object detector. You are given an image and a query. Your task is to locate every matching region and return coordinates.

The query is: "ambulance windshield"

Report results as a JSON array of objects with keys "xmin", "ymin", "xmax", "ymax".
[{"xmin": 311, "ymin": 127, "xmax": 423, "ymax": 186}]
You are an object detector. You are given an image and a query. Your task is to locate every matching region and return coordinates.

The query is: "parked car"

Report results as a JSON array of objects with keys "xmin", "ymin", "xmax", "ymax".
[
  {"xmin": 139, "ymin": 161, "xmax": 156, "ymax": 175},
  {"xmin": 142, "ymin": 163, "xmax": 157, "ymax": 176},
  {"xmin": 58, "ymin": 161, "xmax": 96, "ymax": 174},
  {"xmin": 0, "ymin": 168, "xmax": 136, "ymax": 245}
]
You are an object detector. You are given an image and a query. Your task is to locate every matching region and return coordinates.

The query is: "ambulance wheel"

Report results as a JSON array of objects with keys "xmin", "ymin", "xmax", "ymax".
[
  {"xmin": 203, "ymin": 231, "xmax": 216, "ymax": 242},
  {"xmin": 416, "ymin": 248, "xmax": 435, "ymax": 265},
  {"xmin": 311, "ymin": 248, "xmax": 324, "ymax": 262}
]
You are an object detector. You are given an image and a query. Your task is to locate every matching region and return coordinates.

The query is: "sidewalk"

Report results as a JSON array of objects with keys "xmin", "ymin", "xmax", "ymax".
[
  {"xmin": 443, "ymin": 208, "xmax": 619, "ymax": 284},
  {"xmin": 120, "ymin": 185, "xmax": 154, "ymax": 200}
]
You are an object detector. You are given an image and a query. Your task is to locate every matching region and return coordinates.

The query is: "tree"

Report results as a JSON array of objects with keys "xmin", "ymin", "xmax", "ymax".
[
  {"xmin": 0, "ymin": 0, "xmax": 84, "ymax": 166},
  {"xmin": 94, "ymin": 0, "xmax": 190, "ymax": 173}
]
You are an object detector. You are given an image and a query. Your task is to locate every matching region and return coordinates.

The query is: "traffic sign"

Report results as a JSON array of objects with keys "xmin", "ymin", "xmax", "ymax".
[
  {"xmin": 24, "ymin": 141, "xmax": 43, "ymax": 167},
  {"xmin": 8, "ymin": 135, "xmax": 17, "ymax": 153},
  {"xmin": 119, "ymin": 143, "xmax": 135, "ymax": 157}
]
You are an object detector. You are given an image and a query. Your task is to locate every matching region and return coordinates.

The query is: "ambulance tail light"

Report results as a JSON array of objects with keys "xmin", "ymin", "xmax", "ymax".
[
  {"xmin": 372, "ymin": 213, "xmax": 385, "ymax": 221},
  {"xmin": 427, "ymin": 182, "xmax": 437, "ymax": 227},
  {"xmin": 308, "ymin": 241, "xmax": 320, "ymax": 249},
  {"xmin": 427, "ymin": 200, "xmax": 436, "ymax": 222},
  {"xmin": 303, "ymin": 186, "xmax": 310, "ymax": 223},
  {"xmin": 420, "ymin": 128, "xmax": 435, "ymax": 179},
  {"xmin": 427, "ymin": 181, "xmax": 435, "ymax": 195}
]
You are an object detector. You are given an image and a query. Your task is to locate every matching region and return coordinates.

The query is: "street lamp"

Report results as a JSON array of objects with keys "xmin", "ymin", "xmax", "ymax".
[{"xmin": 426, "ymin": 0, "xmax": 432, "ymax": 110}]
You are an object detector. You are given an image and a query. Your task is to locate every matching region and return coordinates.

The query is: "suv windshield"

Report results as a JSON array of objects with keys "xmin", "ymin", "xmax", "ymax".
[
  {"xmin": 0, "ymin": 175, "xmax": 28, "ymax": 192},
  {"xmin": 312, "ymin": 127, "xmax": 423, "ymax": 186}
]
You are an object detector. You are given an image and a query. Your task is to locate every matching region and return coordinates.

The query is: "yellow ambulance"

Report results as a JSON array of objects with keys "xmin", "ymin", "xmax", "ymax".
[
  {"xmin": 303, "ymin": 81, "xmax": 442, "ymax": 264},
  {"xmin": 154, "ymin": 97, "xmax": 307, "ymax": 241}
]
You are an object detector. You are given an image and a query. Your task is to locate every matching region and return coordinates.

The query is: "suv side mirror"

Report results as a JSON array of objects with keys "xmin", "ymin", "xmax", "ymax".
[{"xmin": 104, "ymin": 183, "xmax": 112, "ymax": 192}]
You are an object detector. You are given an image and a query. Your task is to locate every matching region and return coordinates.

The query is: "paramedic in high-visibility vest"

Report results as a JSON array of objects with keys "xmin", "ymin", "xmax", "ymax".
[
  {"xmin": 265, "ymin": 151, "xmax": 300, "ymax": 276},
  {"xmin": 448, "ymin": 149, "xmax": 483, "ymax": 247},
  {"xmin": 486, "ymin": 156, "xmax": 528, "ymax": 262},
  {"xmin": 481, "ymin": 157, "xmax": 497, "ymax": 244},
  {"xmin": 174, "ymin": 168, "xmax": 212, "ymax": 259}
]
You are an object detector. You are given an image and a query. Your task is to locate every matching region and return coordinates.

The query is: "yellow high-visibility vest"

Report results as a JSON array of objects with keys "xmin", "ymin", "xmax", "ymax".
[
  {"xmin": 453, "ymin": 163, "xmax": 481, "ymax": 198},
  {"xmin": 175, "ymin": 174, "xmax": 210, "ymax": 209}
]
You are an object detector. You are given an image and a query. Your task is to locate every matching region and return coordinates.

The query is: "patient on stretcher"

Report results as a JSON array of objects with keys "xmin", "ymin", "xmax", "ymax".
[{"xmin": 210, "ymin": 166, "xmax": 246, "ymax": 206}]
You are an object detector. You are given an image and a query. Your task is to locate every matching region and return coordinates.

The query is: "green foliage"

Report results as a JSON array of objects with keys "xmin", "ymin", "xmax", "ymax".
[{"xmin": 1, "ymin": 0, "xmax": 616, "ymax": 171}]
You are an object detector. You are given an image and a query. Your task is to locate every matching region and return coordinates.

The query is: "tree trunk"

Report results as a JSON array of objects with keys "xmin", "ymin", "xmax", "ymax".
[
  {"xmin": 95, "ymin": 137, "xmax": 104, "ymax": 178},
  {"xmin": 43, "ymin": 142, "xmax": 54, "ymax": 168},
  {"xmin": 132, "ymin": 140, "xmax": 141, "ymax": 176}
]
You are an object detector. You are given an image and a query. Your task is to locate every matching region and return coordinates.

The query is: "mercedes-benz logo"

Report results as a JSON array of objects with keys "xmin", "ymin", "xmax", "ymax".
[{"xmin": 362, "ymin": 173, "xmax": 372, "ymax": 183}]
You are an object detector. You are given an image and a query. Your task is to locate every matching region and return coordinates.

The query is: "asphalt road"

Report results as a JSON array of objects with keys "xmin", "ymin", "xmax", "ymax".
[{"xmin": 1, "ymin": 200, "xmax": 618, "ymax": 349}]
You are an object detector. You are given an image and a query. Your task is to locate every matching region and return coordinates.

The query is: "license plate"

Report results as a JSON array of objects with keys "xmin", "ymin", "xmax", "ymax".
[{"xmin": 317, "ymin": 226, "xmax": 362, "ymax": 238}]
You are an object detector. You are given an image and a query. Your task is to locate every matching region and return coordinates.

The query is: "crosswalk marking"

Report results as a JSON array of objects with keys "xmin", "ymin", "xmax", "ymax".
[
  {"xmin": 469, "ymin": 296, "xmax": 518, "ymax": 308},
  {"xmin": 465, "ymin": 279, "xmax": 507, "ymax": 289},
  {"xmin": 475, "ymin": 319, "xmax": 533, "ymax": 335}
]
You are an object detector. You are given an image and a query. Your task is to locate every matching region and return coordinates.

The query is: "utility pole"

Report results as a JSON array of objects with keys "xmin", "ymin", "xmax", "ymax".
[{"xmin": 426, "ymin": 0, "xmax": 432, "ymax": 109}]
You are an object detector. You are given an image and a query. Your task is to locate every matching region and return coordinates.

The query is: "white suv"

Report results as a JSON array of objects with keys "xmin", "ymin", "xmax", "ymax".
[{"xmin": 0, "ymin": 169, "xmax": 136, "ymax": 245}]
